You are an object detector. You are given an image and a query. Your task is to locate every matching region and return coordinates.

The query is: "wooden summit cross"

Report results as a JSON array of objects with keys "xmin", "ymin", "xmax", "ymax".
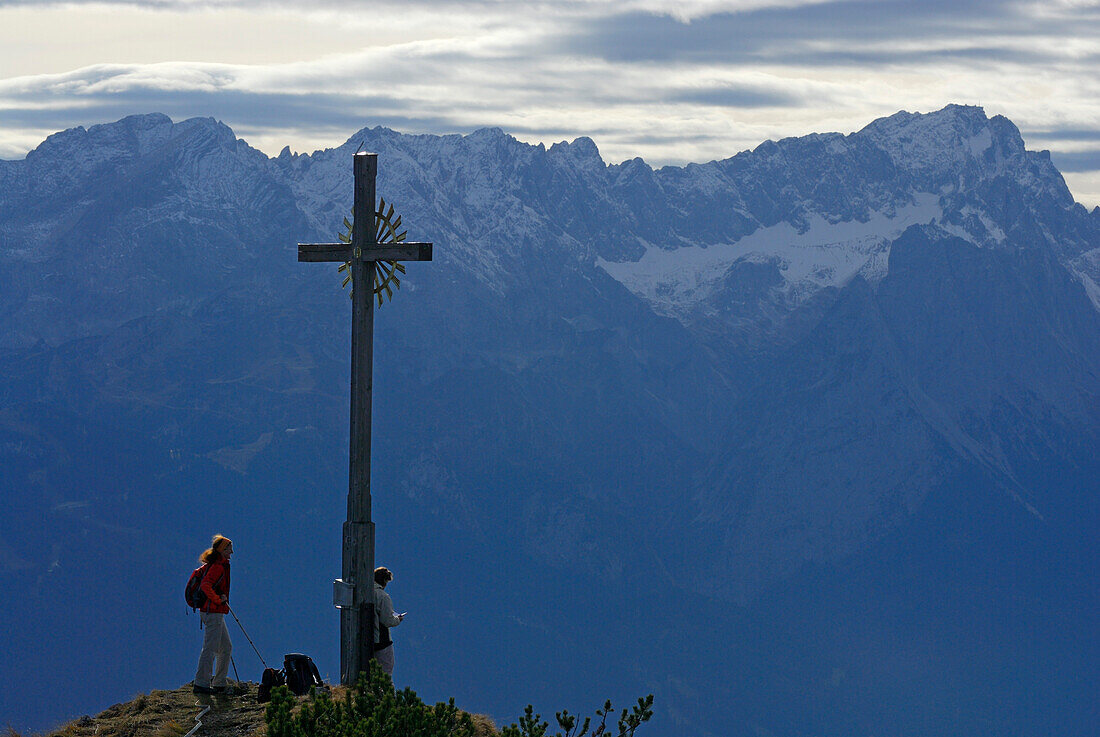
[{"xmin": 298, "ymin": 152, "xmax": 432, "ymax": 685}]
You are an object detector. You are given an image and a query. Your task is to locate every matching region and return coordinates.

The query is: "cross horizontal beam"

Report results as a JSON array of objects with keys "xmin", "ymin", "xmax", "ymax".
[{"xmin": 298, "ymin": 242, "xmax": 433, "ymax": 263}]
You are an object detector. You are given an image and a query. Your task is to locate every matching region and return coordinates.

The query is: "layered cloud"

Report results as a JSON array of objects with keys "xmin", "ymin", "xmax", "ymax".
[{"xmin": 1, "ymin": 0, "xmax": 1098, "ymax": 206}]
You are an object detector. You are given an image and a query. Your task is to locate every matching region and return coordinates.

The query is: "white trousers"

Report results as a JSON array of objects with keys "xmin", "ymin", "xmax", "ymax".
[{"xmin": 195, "ymin": 612, "xmax": 233, "ymax": 687}]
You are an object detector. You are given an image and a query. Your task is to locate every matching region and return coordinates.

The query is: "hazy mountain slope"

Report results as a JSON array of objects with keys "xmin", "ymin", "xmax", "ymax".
[{"xmin": 691, "ymin": 225, "xmax": 1100, "ymax": 600}]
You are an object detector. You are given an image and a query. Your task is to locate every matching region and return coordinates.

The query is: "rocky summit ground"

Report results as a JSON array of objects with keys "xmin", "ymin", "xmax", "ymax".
[
  {"xmin": 37, "ymin": 683, "xmax": 499, "ymax": 737},
  {"xmin": 41, "ymin": 684, "xmax": 267, "ymax": 737}
]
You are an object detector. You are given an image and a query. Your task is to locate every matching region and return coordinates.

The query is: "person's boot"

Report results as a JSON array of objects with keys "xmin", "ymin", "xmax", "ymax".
[{"xmin": 193, "ymin": 683, "xmax": 215, "ymax": 694}]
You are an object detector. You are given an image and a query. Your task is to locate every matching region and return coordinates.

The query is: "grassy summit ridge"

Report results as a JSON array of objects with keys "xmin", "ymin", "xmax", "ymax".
[
  {"xmin": 35, "ymin": 683, "xmax": 266, "ymax": 737},
  {"xmin": 34, "ymin": 666, "xmax": 651, "ymax": 737}
]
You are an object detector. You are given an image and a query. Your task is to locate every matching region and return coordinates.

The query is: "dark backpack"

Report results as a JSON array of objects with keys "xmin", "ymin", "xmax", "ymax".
[
  {"xmin": 185, "ymin": 563, "xmax": 212, "ymax": 610},
  {"xmin": 376, "ymin": 623, "xmax": 392, "ymax": 650},
  {"xmin": 283, "ymin": 653, "xmax": 324, "ymax": 696},
  {"xmin": 257, "ymin": 667, "xmax": 286, "ymax": 703}
]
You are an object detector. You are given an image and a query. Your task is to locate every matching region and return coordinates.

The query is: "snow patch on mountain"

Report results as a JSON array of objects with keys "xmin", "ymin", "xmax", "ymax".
[
  {"xmin": 597, "ymin": 193, "xmax": 942, "ymax": 318},
  {"xmin": 968, "ymin": 127, "xmax": 993, "ymax": 157},
  {"xmin": 937, "ymin": 204, "xmax": 1009, "ymax": 247},
  {"xmin": 1069, "ymin": 248, "xmax": 1100, "ymax": 310}
]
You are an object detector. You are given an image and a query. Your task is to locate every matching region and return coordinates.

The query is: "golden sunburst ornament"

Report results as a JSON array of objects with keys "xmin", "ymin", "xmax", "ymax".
[{"xmin": 336, "ymin": 197, "xmax": 408, "ymax": 306}]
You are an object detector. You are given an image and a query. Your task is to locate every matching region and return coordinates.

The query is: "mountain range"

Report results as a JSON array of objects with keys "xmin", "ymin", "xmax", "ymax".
[{"xmin": 1, "ymin": 104, "xmax": 1097, "ymax": 736}]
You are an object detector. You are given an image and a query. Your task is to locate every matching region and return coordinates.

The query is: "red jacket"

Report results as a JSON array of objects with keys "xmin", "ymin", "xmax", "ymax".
[{"xmin": 199, "ymin": 560, "xmax": 230, "ymax": 614}]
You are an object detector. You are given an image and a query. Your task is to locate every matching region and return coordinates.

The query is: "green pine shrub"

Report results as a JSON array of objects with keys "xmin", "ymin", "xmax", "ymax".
[
  {"xmin": 500, "ymin": 696, "xmax": 654, "ymax": 737},
  {"xmin": 265, "ymin": 662, "xmax": 653, "ymax": 737}
]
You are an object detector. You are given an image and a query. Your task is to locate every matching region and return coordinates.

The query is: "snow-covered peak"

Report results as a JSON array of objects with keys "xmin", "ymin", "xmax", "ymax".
[
  {"xmin": 859, "ymin": 104, "xmax": 995, "ymax": 145},
  {"xmin": 28, "ymin": 114, "xmax": 239, "ymax": 166},
  {"xmin": 591, "ymin": 104, "xmax": 1098, "ymax": 327},
  {"xmin": 465, "ymin": 126, "xmax": 510, "ymax": 142},
  {"xmin": 549, "ymin": 135, "xmax": 601, "ymax": 160},
  {"xmin": 853, "ymin": 105, "xmax": 1064, "ymax": 196},
  {"xmin": 863, "ymin": 106, "xmax": 999, "ymax": 167},
  {"xmin": 2, "ymin": 113, "xmax": 288, "ymax": 266}
]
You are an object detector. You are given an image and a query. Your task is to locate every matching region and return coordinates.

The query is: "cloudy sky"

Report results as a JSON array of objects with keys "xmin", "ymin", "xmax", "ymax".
[{"xmin": 2, "ymin": 0, "xmax": 1098, "ymax": 205}]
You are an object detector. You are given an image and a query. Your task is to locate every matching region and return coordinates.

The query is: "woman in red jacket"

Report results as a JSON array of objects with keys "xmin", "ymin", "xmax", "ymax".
[{"xmin": 193, "ymin": 535, "xmax": 233, "ymax": 694}]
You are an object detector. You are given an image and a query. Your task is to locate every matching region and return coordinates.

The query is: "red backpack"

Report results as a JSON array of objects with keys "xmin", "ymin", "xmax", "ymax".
[{"xmin": 185, "ymin": 563, "xmax": 212, "ymax": 610}]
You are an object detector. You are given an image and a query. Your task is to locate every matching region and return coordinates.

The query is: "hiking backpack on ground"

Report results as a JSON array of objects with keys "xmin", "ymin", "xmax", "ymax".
[
  {"xmin": 184, "ymin": 563, "xmax": 211, "ymax": 610},
  {"xmin": 257, "ymin": 667, "xmax": 286, "ymax": 703},
  {"xmin": 283, "ymin": 653, "xmax": 324, "ymax": 695}
]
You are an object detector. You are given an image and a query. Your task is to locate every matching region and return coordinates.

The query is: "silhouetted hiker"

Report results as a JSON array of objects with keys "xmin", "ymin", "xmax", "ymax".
[
  {"xmin": 193, "ymin": 535, "xmax": 234, "ymax": 695},
  {"xmin": 374, "ymin": 566, "xmax": 405, "ymax": 677}
]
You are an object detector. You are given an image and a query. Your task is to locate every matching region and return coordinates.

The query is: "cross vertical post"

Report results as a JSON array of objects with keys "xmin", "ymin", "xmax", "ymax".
[
  {"xmin": 344, "ymin": 152, "xmax": 377, "ymax": 685},
  {"xmin": 297, "ymin": 151, "xmax": 433, "ymax": 687}
]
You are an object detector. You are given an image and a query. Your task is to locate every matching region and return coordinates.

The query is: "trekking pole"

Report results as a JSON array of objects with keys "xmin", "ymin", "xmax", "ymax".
[
  {"xmin": 230, "ymin": 655, "xmax": 240, "ymax": 683},
  {"xmin": 226, "ymin": 604, "xmax": 270, "ymax": 669}
]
